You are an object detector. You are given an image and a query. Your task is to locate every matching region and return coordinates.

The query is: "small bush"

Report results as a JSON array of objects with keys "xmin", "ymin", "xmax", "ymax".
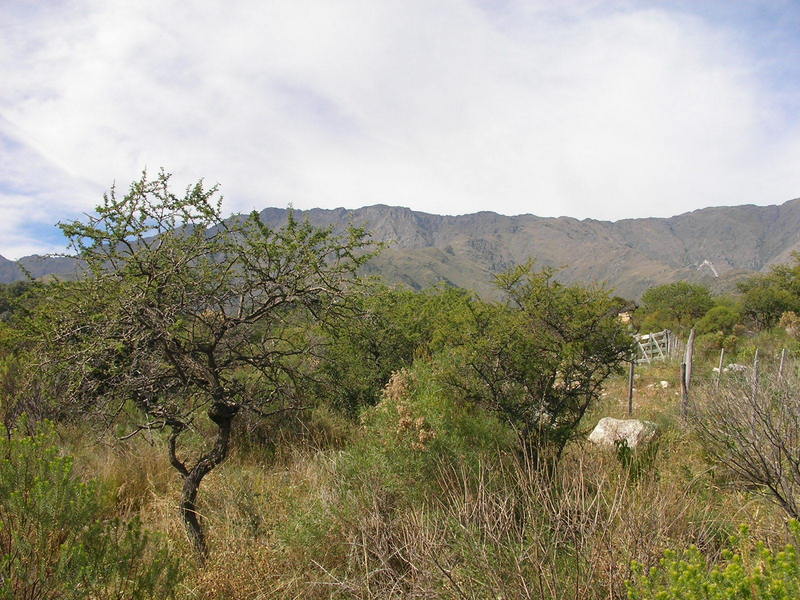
[
  {"xmin": 352, "ymin": 362, "xmax": 512, "ymax": 495},
  {"xmin": 628, "ymin": 522, "xmax": 800, "ymax": 599},
  {"xmin": 696, "ymin": 331, "xmax": 739, "ymax": 361},
  {"xmin": 0, "ymin": 425, "xmax": 182, "ymax": 599},
  {"xmin": 694, "ymin": 371, "xmax": 800, "ymax": 518},
  {"xmin": 696, "ymin": 305, "xmax": 741, "ymax": 337}
]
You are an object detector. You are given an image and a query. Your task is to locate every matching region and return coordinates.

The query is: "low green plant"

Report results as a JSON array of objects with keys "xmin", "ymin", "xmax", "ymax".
[
  {"xmin": 628, "ymin": 522, "xmax": 800, "ymax": 599},
  {"xmin": 614, "ymin": 438, "xmax": 660, "ymax": 482},
  {"xmin": 0, "ymin": 425, "xmax": 182, "ymax": 599}
]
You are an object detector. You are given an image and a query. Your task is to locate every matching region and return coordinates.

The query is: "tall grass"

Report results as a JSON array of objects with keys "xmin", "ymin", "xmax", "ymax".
[{"xmin": 37, "ymin": 361, "xmax": 794, "ymax": 599}]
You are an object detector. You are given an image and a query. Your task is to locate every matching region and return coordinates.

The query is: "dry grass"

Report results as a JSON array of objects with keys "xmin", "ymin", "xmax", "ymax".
[
  {"xmin": 60, "ymin": 425, "xmax": 177, "ymax": 517},
  {"xmin": 186, "ymin": 445, "xmax": 776, "ymax": 598},
  {"xmin": 316, "ymin": 447, "xmax": 760, "ymax": 600},
  {"xmin": 52, "ymin": 365, "xmax": 789, "ymax": 600}
]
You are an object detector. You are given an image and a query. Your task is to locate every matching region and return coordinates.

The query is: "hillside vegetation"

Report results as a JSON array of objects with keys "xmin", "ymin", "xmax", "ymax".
[{"xmin": 4, "ymin": 172, "xmax": 800, "ymax": 599}]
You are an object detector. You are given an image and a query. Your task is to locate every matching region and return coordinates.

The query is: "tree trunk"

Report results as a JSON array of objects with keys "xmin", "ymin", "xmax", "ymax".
[
  {"xmin": 177, "ymin": 402, "xmax": 239, "ymax": 560},
  {"xmin": 181, "ymin": 472, "xmax": 208, "ymax": 558}
]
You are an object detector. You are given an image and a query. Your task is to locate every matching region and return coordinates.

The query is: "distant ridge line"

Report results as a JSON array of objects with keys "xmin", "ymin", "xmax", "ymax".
[{"xmin": 4, "ymin": 197, "xmax": 800, "ymax": 299}]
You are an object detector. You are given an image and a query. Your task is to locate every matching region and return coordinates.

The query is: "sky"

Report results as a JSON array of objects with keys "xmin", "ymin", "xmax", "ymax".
[{"xmin": 2, "ymin": 0, "xmax": 800, "ymax": 259}]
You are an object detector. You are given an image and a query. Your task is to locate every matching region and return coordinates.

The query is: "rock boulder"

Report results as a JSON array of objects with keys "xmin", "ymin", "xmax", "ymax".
[{"xmin": 588, "ymin": 417, "xmax": 658, "ymax": 448}]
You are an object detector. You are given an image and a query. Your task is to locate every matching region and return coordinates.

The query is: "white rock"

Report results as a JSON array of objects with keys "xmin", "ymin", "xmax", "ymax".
[
  {"xmin": 588, "ymin": 417, "xmax": 658, "ymax": 448},
  {"xmin": 727, "ymin": 363, "xmax": 748, "ymax": 372},
  {"xmin": 659, "ymin": 380, "xmax": 669, "ymax": 388}
]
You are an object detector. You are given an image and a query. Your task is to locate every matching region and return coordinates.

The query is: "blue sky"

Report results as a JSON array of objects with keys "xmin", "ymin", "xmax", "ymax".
[{"xmin": 2, "ymin": 0, "xmax": 800, "ymax": 258}]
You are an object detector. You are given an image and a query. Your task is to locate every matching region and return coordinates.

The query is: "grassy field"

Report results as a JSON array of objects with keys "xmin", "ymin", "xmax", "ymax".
[{"xmin": 31, "ymin": 355, "xmax": 788, "ymax": 599}]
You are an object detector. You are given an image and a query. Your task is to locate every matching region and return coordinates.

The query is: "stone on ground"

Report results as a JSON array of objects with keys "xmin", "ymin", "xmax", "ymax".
[{"xmin": 588, "ymin": 417, "xmax": 658, "ymax": 448}]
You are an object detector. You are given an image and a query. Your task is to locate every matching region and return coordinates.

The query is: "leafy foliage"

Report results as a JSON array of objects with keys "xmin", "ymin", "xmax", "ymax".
[
  {"xmin": 0, "ymin": 281, "xmax": 36, "ymax": 321},
  {"xmin": 316, "ymin": 284, "xmax": 473, "ymax": 415},
  {"xmin": 21, "ymin": 169, "xmax": 375, "ymax": 556},
  {"xmin": 0, "ymin": 426, "xmax": 181, "ymax": 599},
  {"xmin": 628, "ymin": 523, "xmax": 800, "ymax": 600},
  {"xmin": 352, "ymin": 363, "xmax": 511, "ymax": 492},
  {"xmin": 738, "ymin": 253, "xmax": 800, "ymax": 330},
  {"xmin": 696, "ymin": 304, "xmax": 742, "ymax": 336},
  {"xmin": 638, "ymin": 282, "xmax": 714, "ymax": 334},
  {"xmin": 443, "ymin": 263, "xmax": 633, "ymax": 462}
]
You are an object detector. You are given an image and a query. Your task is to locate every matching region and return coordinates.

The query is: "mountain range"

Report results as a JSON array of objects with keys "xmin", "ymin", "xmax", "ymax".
[{"xmin": 4, "ymin": 198, "xmax": 800, "ymax": 299}]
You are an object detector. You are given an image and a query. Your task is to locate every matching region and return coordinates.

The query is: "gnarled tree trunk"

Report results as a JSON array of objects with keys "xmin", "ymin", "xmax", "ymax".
[{"xmin": 170, "ymin": 402, "xmax": 239, "ymax": 560}]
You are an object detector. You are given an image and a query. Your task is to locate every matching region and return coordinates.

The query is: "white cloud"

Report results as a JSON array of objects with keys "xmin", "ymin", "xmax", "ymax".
[{"xmin": 1, "ymin": 0, "xmax": 799, "ymax": 258}]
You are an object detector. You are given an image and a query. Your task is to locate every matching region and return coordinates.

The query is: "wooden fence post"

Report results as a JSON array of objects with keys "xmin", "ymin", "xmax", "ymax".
[
  {"xmin": 779, "ymin": 348, "xmax": 786, "ymax": 381},
  {"xmin": 716, "ymin": 347, "xmax": 725, "ymax": 390},
  {"xmin": 680, "ymin": 362, "xmax": 689, "ymax": 419},
  {"xmin": 752, "ymin": 348, "xmax": 760, "ymax": 399},
  {"xmin": 684, "ymin": 327, "xmax": 695, "ymax": 392},
  {"xmin": 627, "ymin": 360, "xmax": 635, "ymax": 417}
]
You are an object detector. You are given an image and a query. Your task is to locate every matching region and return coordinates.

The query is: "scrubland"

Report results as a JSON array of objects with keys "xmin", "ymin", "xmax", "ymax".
[
  {"xmin": 7, "ymin": 355, "xmax": 797, "ymax": 600},
  {"xmin": 5, "ymin": 176, "xmax": 800, "ymax": 598}
]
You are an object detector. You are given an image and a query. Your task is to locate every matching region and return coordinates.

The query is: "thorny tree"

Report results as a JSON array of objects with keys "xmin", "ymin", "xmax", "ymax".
[
  {"xmin": 445, "ymin": 264, "xmax": 633, "ymax": 466},
  {"xmin": 26, "ymin": 170, "xmax": 373, "ymax": 558}
]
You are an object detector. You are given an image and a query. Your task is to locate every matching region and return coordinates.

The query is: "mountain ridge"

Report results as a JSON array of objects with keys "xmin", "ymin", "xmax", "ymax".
[{"xmin": 4, "ymin": 198, "xmax": 800, "ymax": 299}]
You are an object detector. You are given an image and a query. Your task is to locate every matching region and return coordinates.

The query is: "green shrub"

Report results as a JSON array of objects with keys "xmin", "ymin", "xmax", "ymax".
[
  {"xmin": 697, "ymin": 305, "xmax": 741, "ymax": 336},
  {"xmin": 274, "ymin": 360, "xmax": 513, "ymax": 555},
  {"xmin": 443, "ymin": 264, "xmax": 633, "ymax": 464},
  {"xmin": 738, "ymin": 252, "xmax": 800, "ymax": 330},
  {"xmin": 628, "ymin": 522, "xmax": 800, "ymax": 599},
  {"xmin": 315, "ymin": 284, "xmax": 474, "ymax": 416},
  {"xmin": 352, "ymin": 361, "xmax": 512, "ymax": 494},
  {"xmin": 638, "ymin": 282, "xmax": 714, "ymax": 334},
  {"xmin": 696, "ymin": 331, "xmax": 739, "ymax": 361},
  {"xmin": 0, "ymin": 426, "xmax": 182, "ymax": 599}
]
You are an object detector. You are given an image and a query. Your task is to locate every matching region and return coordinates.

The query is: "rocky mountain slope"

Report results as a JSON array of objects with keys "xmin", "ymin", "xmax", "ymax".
[{"xmin": 4, "ymin": 199, "xmax": 800, "ymax": 299}]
